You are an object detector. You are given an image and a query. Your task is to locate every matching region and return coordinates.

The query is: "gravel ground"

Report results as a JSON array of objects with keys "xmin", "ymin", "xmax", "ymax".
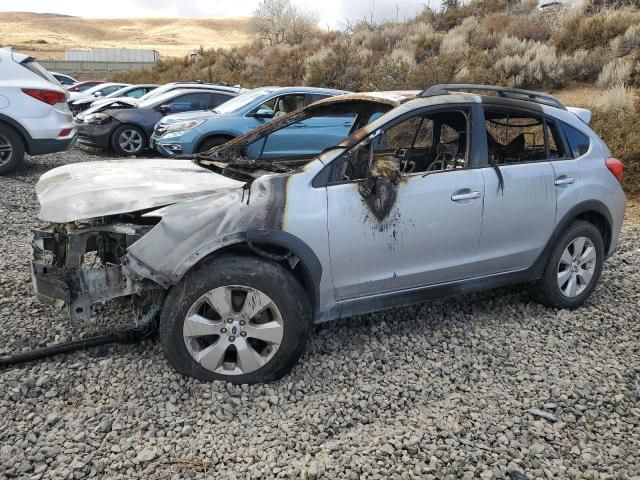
[{"xmin": 1, "ymin": 147, "xmax": 639, "ymax": 480}]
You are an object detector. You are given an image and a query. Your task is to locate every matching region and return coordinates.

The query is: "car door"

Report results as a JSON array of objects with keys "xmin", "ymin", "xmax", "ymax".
[
  {"xmin": 303, "ymin": 93, "xmax": 355, "ymax": 154},
  {"xmin": 551, "ymin": 119, "xmax": 585, "ymax": 223},
  {"xmin": 476, "ymin": 107, "xmax": 557, "ymax": 274},
  {"xmin": 255, "ymin": 94, "xmax": 308, "ymax": 158},
  {"xmin": 325, "ymin": 106, "xmax": 485, "ymax": 300}
]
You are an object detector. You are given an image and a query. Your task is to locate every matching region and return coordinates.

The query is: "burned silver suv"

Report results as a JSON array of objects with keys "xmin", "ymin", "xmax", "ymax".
[{"xmin": 32, "ymin": 85, "xmax": 626, "ymax": 384}]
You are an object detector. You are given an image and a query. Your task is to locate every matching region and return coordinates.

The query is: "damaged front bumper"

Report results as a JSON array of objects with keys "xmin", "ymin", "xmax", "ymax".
[{"xmin": 31, "ymin": 223, "xmax": 162, "ymax": 326}]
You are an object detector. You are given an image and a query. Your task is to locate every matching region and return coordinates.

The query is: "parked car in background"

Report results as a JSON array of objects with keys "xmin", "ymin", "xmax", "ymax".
[
  {"xmin": 70, "ymin": 84, "xmax": 157, "ymax": 115},
  {"xmin": 77, "ymin": 87, "xmax": 238, "ymax": 155},
  {"xmin": 78, "ymin": 82, "xmax": 246, "ymax": 115},
  {"xmin": 50, "ymin": 72, "xmax": 77, "ymax": 86},
  {"xmin": 31, "ymin": 85, "xmax": 626, "ymax": 384},
  {"xmin": 151, "ymin": 86, "xmax": 347, "ymax": 156},
  {"xmin": 66, "ymin": 80, "xmax": 104, "ymax": 93},
  {"xmin": 0, "ymin": 47, "xmax": 76, "ymax": 174},
  {"xmin": 68, "ymin": 82, "xmax": 129, "ymax": 104}
]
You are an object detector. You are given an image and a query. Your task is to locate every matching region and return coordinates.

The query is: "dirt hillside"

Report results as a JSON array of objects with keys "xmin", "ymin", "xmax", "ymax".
[{"xmin": 0, "ymin": 12, "xmax": 251, "ymax": 59}]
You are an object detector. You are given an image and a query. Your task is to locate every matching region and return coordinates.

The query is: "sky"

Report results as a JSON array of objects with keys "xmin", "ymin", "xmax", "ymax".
[{"xmin": 0, "ymin": 0, "xmax": 434, "ymax": 29}]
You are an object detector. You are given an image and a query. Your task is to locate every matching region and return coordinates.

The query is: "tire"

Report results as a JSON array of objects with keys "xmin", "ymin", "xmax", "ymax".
[
  {"xmin": 111, "ymin": 124, "xmax": 147, "ymax": 156},
  {"xmin": 534, "ymin": 220, "xmax": 604, "ymax": 309},
  {"xmin": 0, "ymin": 123, "xmax": 25, "ymax": 175},
  {"xmin": 197, "ymin": 136, "xmax": 231, "ymax": 154},
  {"xmin": 160, "ymin": 255, "xmax": 312, "ymax": 384}
]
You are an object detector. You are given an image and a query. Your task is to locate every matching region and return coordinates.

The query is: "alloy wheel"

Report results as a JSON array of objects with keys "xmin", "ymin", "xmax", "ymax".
[
  {"xmin": 557, "ymin": 236, "xmax": 597, "ymax": 298},
  {"xmin": 182, "ymin": 285, "xmax": 284, "ymax": 375},
  {"xmin": 118, "ymin": 129, "xmax": 143, "ymax": 154},
  {"xmin": 0, "ymin": 134, "xmax": 13, "ymax": 166}
]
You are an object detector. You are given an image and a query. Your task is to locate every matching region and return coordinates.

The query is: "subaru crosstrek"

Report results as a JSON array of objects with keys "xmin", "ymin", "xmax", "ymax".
[
  {"xmin": 31, "ymin": 85, "xmax": 626, "ymax": 384},
  {"xmin": 150, "ymin": 86, "xmax": 348, "ymax": 156},
  {"xmin": 0, "ymin": 47, "xmax": 76, "ymax": 174}
]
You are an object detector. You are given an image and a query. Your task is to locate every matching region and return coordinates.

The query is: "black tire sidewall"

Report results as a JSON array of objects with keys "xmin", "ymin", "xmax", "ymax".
[
  {"xmin": 159, "ymin": 255, "xmax": 311, "ymax": 384},
  {"xmin": 538, "ymin": 220, "xmax": 605, "ymax": 309},
  {"xmin": 0, "ymin": 123, "xmax": 25, "ymax": 175},
  {"xmin": 197, "ymin": 136, "xmax": 231, "ymax": 153},
  {"xmin": 111, "ymin": 124, "xmax": 147, "ymax": 156}
]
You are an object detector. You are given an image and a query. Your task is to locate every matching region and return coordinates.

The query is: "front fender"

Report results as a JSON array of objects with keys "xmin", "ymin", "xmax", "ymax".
[{"xmin": 125, "ymin": 175, "xmax": 289, "ymax": 284}]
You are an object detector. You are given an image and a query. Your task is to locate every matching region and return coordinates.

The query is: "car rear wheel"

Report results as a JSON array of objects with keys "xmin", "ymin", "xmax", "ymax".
[
  {"xmin": 160, "ymin": 255, "xmax": 312, "ymax": 384},
  {"xmin": 0, "ymin": 124, "xmax": 25, "ymax": 175},
  {"xmin": 111, "ymin": 124, "xmax": 146, "ymax": 156},
  {"xmin": 197, "ymin": 136, "xmax": 232, "ymax": 154},
  {"xmin": 534, "ymin": 220, "xmax": 604, "ymax": 309}
]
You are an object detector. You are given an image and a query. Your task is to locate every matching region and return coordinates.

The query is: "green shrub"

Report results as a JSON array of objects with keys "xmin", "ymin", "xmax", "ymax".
[
  {"xmin": 554, "ymin": 8, "xmax": 640, "ymax": 53},
  {"xmin": 590, "ymin": 87, "xmax": 640, "ymax": 193}
]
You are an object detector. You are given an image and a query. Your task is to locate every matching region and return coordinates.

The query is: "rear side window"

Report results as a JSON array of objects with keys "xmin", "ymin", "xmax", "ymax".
[
  {"xmin": 484, "ymin": 110, "xmax": 568, "ymax": 163},
  {"xmin": 562, "ymin": 122, "xmax": 590, "ymax": 157}
]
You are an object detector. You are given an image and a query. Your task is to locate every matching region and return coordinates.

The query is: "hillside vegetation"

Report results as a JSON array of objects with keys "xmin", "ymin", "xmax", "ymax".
[
  {"xmin": 112, "ymin": 0, "xmax": 639, "ymax": 192},
  {"xmin": 0, "ymin": 12, "xmax": 251, "ymax": 59}
]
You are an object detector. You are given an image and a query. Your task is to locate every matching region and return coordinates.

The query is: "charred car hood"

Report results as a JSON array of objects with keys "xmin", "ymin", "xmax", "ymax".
[{"xmin": 36, "ymin": 159, "xmax": 245, "ymax": 223}]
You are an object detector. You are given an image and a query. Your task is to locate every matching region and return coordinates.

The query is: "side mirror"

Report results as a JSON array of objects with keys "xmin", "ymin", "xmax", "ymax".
[
  {"xmin": 94, "ymin": 92, "xmax": 103, "ymax": 97},
  {"xmin": 253, "ymin": 108, "xmax": 275, "ymax": 119},
  {"xmin": 158, "ymin": 104, "xmax": 172, "ymax": 114}
]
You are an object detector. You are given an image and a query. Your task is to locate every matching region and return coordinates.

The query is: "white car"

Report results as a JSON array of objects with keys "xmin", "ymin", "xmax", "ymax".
[
  {"xmin": 0, "ymin": 47, "xmax": 77, "ymax": 174},
  {"xmin": 70, "ymin": 84, "xmax": 157, "ymax": 115},
  {"xmin": 67, "ymin": 82, "xmax": 129, "ymax": 103}
]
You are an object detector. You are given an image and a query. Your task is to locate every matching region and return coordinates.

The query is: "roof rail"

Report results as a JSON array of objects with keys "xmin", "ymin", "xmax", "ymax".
[{"xmin": 419, "ymin": 84, "xmax": 566, "ymax": 110}]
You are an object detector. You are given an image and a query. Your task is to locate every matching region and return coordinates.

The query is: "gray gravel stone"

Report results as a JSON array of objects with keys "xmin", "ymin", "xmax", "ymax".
[{"xmin": 0, "ymin": 147, "xmax": 639, "ymax": 479}]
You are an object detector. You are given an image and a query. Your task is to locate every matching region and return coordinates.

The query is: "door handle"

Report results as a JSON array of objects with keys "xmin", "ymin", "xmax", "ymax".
[
  {"xmin": 554, "ymin": 176, "xmax": 575, "ymax": 185},
  {"xmin": 294, "ymin": 123, "xmax": 307, "ymax": 128},
  {"xmin": 451, "ymin": 190, "xmax": 481, "ymax": 201}
]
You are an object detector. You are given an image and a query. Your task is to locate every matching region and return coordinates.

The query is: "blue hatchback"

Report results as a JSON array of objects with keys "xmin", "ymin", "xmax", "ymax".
[{"xmin": 151, "ymin": 86, "xmax": 350, "ymax": 156}]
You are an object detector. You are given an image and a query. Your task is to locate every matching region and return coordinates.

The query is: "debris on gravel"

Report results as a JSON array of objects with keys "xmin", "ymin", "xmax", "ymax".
[{"xmin": 1, "ymin": 148, "xmax": 639, "ymax": 479}]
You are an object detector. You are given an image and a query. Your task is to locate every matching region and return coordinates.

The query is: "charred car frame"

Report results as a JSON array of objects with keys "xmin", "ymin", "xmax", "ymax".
[{"xmin": 31, "ymin": 85, "xmax": 626, "ymax": 384}]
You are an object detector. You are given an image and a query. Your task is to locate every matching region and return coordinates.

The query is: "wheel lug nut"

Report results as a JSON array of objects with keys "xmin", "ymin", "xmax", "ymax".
[
  {"xmin": 239, "ymin": 320, "xmax": 245, "ymax": 326},
  {"xmin": 229, "ymin": 336, "xmax": 236, "ymax": 342},
  {"xmin": 220, "ymin": 327, "xmax": 227, "ymax": 333},
  {"xmin": 240, "ymin": 331, "xmax": 247, "ymax": 337},
  {"xmin": 227, "ymin": 318, "xmax": 233, "ymax": 323}
]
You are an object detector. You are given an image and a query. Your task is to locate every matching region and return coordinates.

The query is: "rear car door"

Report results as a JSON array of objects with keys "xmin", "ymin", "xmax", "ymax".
[
  {"xmin": 551, "ymin": 119, "xmax": 585, "ymax": 223},
  {"xmin": 325, "ymin": 106, "xmax": 485, "ymax": 300},
  {"xmin": 476, "ymin": 106, "xmax": 557, "ymax": 273}
]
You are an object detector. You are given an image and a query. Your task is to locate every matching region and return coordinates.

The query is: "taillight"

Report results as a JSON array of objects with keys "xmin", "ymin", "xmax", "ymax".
[
  {"xmin": 21, "ymin": 88, "xmax": 68, "ymax": 105},
  {"xmin": 605, "ymin": 157, "xmax": 624, "ymax": 183}
]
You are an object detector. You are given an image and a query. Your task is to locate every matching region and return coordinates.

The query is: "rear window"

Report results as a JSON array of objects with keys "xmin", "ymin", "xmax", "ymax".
[
  {"xmin": 562, "ymin": 122, "xmax": 590, "ymax": 157},
  {"xmin": 20, "ymin": 60, "xmax": 60, "ymax": 86}
]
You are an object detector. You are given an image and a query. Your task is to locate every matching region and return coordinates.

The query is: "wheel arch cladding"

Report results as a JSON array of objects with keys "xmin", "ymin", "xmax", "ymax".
[
  {"xmin": 182, "ymin": 231, "xmax": 322, "ymax": 315},
  {"xmin": 197, "ymin": 133, "xmax": 235, "ymax": 151},
  {"xmin": 557, "ymin": 200, "xmax": 613, "ymax": 255},
  {"xmin": 0, "ymin": 114, "xmax": 30, "ymax": 153}
]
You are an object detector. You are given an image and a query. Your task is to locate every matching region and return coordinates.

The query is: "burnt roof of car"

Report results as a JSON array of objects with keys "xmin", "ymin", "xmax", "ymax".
[
  {"xmin": 419, "ymin": 84, "xmax": 567, "ymax": 110},
  {"xmin": 310, "ymin": 90, "xmax": 420, "ymax": 108}
]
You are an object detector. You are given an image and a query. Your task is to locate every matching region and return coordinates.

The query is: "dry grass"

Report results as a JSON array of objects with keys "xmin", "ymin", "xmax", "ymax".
[{"xmin": 0, "ymin": 12, "xmax": 251, "ymax": 59}]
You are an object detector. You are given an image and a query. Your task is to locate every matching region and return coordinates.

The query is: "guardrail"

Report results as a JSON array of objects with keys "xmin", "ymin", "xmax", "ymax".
[{"xmin": 38, "ymin": 60, "xmax": 157, "ymax": 78}]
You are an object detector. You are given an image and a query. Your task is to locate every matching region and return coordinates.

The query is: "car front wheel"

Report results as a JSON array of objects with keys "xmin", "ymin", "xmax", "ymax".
[
  {"xmin": 160, "ymin": 255, "xmax": 312, "ymax": 384},
  {"xmin": 111, "ymin": 124, "xmax": 146, "ymax": 156},
  {"xmin": 535, "ymin": 220, "xmax": 604, "ymax": 309}
]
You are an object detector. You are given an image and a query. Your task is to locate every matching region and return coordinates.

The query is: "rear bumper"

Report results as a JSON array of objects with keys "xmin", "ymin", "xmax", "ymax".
[{"xmin": 29, "ymin": 133, "xmax": 78, "ymax": 155}]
